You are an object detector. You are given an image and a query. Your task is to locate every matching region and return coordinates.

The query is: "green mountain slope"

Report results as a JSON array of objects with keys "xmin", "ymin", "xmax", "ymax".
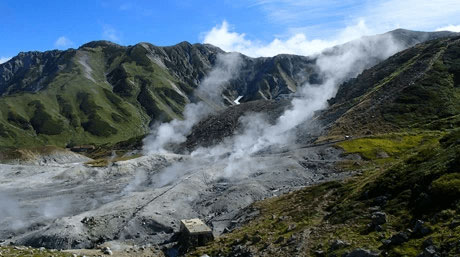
[
  {"xmin": 0, "ymin": 41, "xmax": 317, "ymax": 147},
  {"xmin": 321, "ymin": 36, "xmax": 460, "ymax": 137}
]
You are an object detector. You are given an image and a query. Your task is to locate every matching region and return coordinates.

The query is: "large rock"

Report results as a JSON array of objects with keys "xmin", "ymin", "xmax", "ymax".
[
  {"xmin": 371, "ymin": 212, "xmax": 387, "ymax": 226},
  {"xmin": 416, "ymin": 245, "xmax": 440, "ymax": 257},
  {"xmin": 344, "ymin": 248, "xmax": 380, "ymax": 257},
  {"xmin": 413, "ymin": 220, "xmax": 431, "ymax": 237}
]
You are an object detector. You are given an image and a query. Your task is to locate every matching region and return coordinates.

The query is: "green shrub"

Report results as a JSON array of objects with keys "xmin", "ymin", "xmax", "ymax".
[
  {"xmin": 7, "ymin": 111, "xmax": 30, "ymax": 130},
  {"xmin": 439, "ymin": 129, "xmax": 460, "ymax": 147},
  {"xmin": 431, "ymin": 173, "xmax": 460, "ymax": 198},
  {"xmin": 30, "ymin": 108, "xmax": 64, "ymax": 135},
  {"xmin": 137, "ymin": 85, "xmax": 163, "ymax": 119},
  {"xmin": 128, "ymin": 45, "xmax": 152, "ymax": 66},
  {"xmin": 103, "ymin": 88, "xmax": 131, "ymax": 116},
  {"xmin": 28, "ymin": 101, "xmax": 64, "ymax": 135},
  {"xmin": 57, "ymin": 95, "xmax": 79, "ymax": 127},
  {"xmin": 0, "ymin": 123, "xmax": 15, "ymax": 138},
  {"xmin": 111, "ymin": 112, "xmax": 124, "ymax": 122},
  {"xmin": 77, "ymin": 92, "xmax": 100, "ymax": 115},
  {"xmin": 82, "ymin": 115, "xmax": 117, "ymax": 137}
]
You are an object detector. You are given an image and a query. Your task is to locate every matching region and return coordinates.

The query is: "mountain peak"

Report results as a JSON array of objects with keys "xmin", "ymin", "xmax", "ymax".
[{"xmin": 79, "ymin": 40, "xmax": 124, "ymax": 49}]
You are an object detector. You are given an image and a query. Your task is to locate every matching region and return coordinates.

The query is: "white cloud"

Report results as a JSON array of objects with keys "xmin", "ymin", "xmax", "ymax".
[
  {"xmin": 362, "ymin": 0, "xmax": 460, "ymax": 32},
  {"xmin": 436, "ymin": 25, "xmax": 460, "ymax": 33},
  {"xmin": 102, "ymin": 25, "xmax": 121, "ymax": 42},
  {"xmin": 203, "ymin": 20, "xmax": 372, "ymax": 57},
  {"xmin": 250, "ymin": 0, "xmax": 460, "ymax": 33},
  {"xmin": 0, "ymin": 57, "xmax": 11, "ymax": 64},
  {"xmin": 249, "ymin": 0, "xmax": 357, "ymax": 24},
  {"xmin": 54, "ymin": 36, "xmax": 74, "ymax": 48},
  {"xmin": 204, "ymin": 0, "xmax": 460, "ymax": 57}
]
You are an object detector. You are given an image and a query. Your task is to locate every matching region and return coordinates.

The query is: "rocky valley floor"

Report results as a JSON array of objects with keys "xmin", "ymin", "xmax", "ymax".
[{"xmin": 0, "ymin": 141, "xmax": 352, "ymax": 256}]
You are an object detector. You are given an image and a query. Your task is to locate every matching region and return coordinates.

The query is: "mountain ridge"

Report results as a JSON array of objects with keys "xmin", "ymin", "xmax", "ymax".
[{"xmin": 0, "ymin": 29, "xmax": 458, "ymax": 148}]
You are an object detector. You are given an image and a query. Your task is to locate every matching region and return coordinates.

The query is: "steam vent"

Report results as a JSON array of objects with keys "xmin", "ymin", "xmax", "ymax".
[{"xmin": 179, "ymin": 219, "xmax": 214, "ymax": 250}]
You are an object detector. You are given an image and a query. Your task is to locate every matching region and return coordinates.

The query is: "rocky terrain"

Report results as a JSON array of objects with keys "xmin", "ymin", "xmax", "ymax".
[{"xmin": 0, "ymin": 140, "xmax": 352, "ymax": 253}]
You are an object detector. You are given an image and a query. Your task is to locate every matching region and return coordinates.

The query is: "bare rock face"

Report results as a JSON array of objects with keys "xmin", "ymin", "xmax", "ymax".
[
  {"xmin": 182, "ymin": 99, "xmax": 291, "ymax": 151},
  {"xmin": 0, "ymin": 50, "xmax": 69, "ymax": 95}
]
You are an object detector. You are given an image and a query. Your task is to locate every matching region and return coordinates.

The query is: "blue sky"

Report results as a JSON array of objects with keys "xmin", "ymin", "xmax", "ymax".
[{"xmin": 1, "ymin": 0, "xmax": 460, "ymax": 61}]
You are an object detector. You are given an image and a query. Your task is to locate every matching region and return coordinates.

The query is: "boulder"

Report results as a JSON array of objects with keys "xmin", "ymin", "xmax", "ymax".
[
  {"xmin": 416, "ymin": 245, "xmax": 440, "ymax": 257},
  {"xmin": 388, "ymin": 232, "xmax": 409, "ymax": 245},
  {"xmin": 414, "ymin": 220, "xmax": 431, "ymax": 237},
  {"xmin": 371, "ymin": 212, "xmax": 387, "ymax": 226},
  {"xmin": 330, "ymin": 239, "xmax": 350, "ymax": 250},
  {"xmin": 344, "ymin": 248, "xmax": 379, "ymax": 257},
  {"xmin": 102, "ymin": 246, "xmax": 113, "ymax": 255}
]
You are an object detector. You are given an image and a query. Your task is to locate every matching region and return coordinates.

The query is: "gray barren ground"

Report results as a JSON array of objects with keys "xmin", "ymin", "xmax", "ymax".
[{"xmin": 0, "ymin": 142, "xmax": 350, "ymax": 250}]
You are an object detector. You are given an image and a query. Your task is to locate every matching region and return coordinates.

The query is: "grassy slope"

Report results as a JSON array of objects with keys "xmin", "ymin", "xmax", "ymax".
[
  {"xmin": 0, "ymin": 44, "xmax": 187, "ymax": 148},
  {"xmin": 191, "ymin": 130, "xmax": 460, "ymax": 256},
  {"xmin": 324, "ymin": 36, "xmax": 460, "ymax": 137}
]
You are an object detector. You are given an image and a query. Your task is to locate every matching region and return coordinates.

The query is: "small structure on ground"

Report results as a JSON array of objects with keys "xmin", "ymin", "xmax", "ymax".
[{"xmin": 178, "ymin": 219, "xmax": 214, "ymax": 252}]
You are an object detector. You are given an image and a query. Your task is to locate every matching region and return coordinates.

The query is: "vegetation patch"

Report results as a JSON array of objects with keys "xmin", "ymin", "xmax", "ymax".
[
  {"xmin": 77, "ymin": 92, "xmax": 101, "ymax": 116},
  {"xmin": 103, "ymin": 88, "xmax": 131, "ymax": 116},
  {"xmin": 56, "ymin": 95, "xmax": 79, "ymax": 127},
  {"xmin": 7, "ymin": 110, "xmax": 31, "ymax": 130},
  {"xmin": 192, "ymin": 129, "xmax": 460, "ymax": 257},
  {"xmin": 29, "ymin": 101, "xmax": 64, "ymax": 135},
  {"xmin": 0, "ymin": 123, "xmax": 16, "ymax": 138},
  {"xmin": 82, "ymin": 115, "xmax": 118, "ymax": 137},
  {"xmin": 336, "ymin": 132, "xmax": 441, "ymax": 160},
  {"xmin": 431, "ymin": 173, "xmax": 460, "ymax": 198},
  {"xmin": 85, "ymin": 158, "xmax": 109, "ymax": 167},
  {"xmin": 0, "ymin": 145, "xmax": 66, "ymax": 163}
]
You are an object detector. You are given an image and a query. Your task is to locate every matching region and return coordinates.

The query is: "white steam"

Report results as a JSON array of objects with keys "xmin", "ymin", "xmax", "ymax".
[
  {"xmin": 121, "ymin": 169, "xmax": 148, "ymax": 194},
  {"xmin": 143, "ymin": 52, "xmax": 242, "ymax": 154},
  {"xmin": 0, "ymin": 193, "xmax": 74, "ymax": 232},
  {"xmin": 0, "ymin": 193, "xmax": 25, "ymax": 230},
  {"xmin": 192, "ymin": 33, "xmax": 404, "ymax": 177},
  {"xmin": 41, "ymin": 197, "xmax": 71, "ymax": 219},
  {"xmin": 196, "ymin": 52, "xmax": 243, "ymax": 104},
  {"xmin": 145, "ymin": 31, "xmax": 404, "ymax": 183}
]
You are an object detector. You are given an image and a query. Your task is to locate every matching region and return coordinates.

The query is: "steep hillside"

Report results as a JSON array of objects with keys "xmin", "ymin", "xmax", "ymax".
[{"xmin": 321, "ymin": 35, "xmax": 460, "ymax": 137}]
